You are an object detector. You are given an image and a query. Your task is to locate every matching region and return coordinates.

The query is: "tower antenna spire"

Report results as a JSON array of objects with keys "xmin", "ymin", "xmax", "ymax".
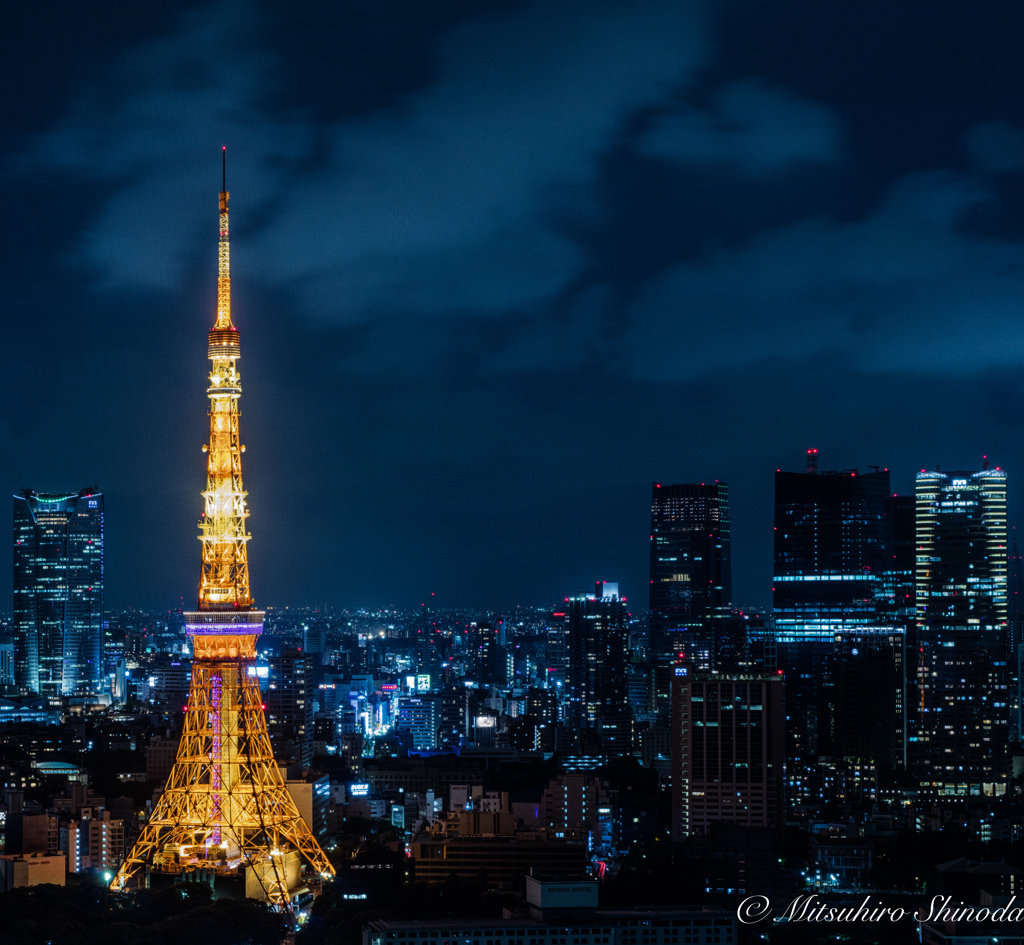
[{"xmin": 215, "ymin": 149, "xmax": 232, "ymax": 330}]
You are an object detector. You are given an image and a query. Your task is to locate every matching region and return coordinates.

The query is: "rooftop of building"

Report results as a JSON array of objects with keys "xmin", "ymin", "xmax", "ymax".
[{"xmin": 366, "ymin": 906, "xmax": 735, "ymax": 931}]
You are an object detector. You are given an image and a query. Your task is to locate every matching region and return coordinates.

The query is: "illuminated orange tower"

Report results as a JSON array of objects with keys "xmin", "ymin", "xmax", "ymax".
[{"xmin": 112, "ymin": 152, "xmax": 334, "ymax": 906}]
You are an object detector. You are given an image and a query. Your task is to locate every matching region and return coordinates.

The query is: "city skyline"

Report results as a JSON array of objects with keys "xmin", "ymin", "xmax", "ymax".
[
  {"xmin": 6, "ymin": 2, "xmax": 1024, "ymax": 612},
  {"xmin": 1, "ymin": 454, "xmax": 1011, "ymax": 616}
]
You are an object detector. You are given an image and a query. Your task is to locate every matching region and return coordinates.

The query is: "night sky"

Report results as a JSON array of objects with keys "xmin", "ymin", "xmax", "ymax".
[{"xmin": 5, "ymin": 1, "xmax": 1024, "ymax": 613}]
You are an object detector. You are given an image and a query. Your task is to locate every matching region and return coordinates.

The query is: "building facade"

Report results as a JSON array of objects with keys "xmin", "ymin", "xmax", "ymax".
[
  {"xmin": 567, "ymin": 583, "xmax": 630, "ymax": 748},
  {"xmin": 541, "ymin": 772, "xmax": 614, "ymax": 850},
  {"xmin": 820, "ymin": 628, "xmax": 906, "ymax": 789},
  {"xmin": 364, "ymin": 907, "xmax": 737, "ymax": 945},
  {"xmin": 649, "ymin": 483, "xmax": 731, "ymax": 711},
  {"xmin": 913, "ymin": 468, "xmax": 1010, "ymax": 792},
  {"xmin": 773, "ymin": 466, "xmax": 890, "ymax": 643},
  {"xmin": 0, "ymin": 854, "xmax": 66, "ymax": 890},
  {"xmin": 61, "ymin": 808, "xmax": 125, "ymax": 874},
  {"xmin": 410, "ymin": 836, "xmax": 587, "ymax": 887},
  {"xmin": 0, "ymin": 641, "xmax": 14, "ymax": 688},
  {"xmin": 267, "ymin": 647, "xmax": 315, "ymax": 768},
  {"xmin": 396, "ymin": 695, "xmax": 439, "ymax": 751},
  {"xmin": 13, "ymin": 488, "xmax": 104, "ymax": 698},
  {"xmin": 772, "ymin": 461, "xmax": 893, "ymax": 768},
  {"xmin": 671, "ymin": 670, "xmax": 785, "ymax": 843}
]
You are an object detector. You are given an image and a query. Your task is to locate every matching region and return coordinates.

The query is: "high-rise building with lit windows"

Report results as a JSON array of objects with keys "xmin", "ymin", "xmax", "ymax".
[
  {"xmin": 772, "ymin": 459, "xmax": 893, "ymax": 771},
  {"xmin": 649, "ymin": 483, "xmax": 731, "ymax": 713},
  {"xmin": 913, "ymin": 468, "xmax": 1010, "ymax": 792},
  {"xmin": 545, "ymin": 608, "xmax": 569, "ymax": 692},
  {"xmin": 13, "ymin": 488, "xmax": 104, "ymax": 699},
  {"xmin": 671, "ymin": 669, "xmax": 785, "ymax": 842},
  {"xmin": 267, "ymin": 648, "xmax": 314, "ymax": 768},
  {"xmin": 567, "ymin": 582, "xmax": 630, "ymax": 750},
  {"xmin": 773, "ymin": 466, "xmax": 890, "ymax": 643},
  {"xmin": 1009, "ymin": 535, "xmax": 1024, "ymax": 742}
]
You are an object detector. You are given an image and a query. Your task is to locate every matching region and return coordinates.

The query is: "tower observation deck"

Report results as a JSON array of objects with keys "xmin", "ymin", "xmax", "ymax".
[{"xmin": 112, "ymin": 153, "xmax": 334, "ymax": 907}]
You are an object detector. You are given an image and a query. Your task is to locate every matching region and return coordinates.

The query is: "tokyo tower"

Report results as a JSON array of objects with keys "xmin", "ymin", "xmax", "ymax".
[{"xmin": 112, "ymin": 152, "xmax": 334, "ymax": 905}]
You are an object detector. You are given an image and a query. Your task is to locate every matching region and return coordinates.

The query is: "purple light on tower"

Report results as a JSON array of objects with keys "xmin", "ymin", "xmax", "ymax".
[{"xmin": 211, "ymin": 673, "xmax": 222, "ymax": 845}]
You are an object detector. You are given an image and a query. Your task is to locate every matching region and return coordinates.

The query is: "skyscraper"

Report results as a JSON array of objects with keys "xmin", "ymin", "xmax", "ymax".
[
  {"xmin": 267, "ymin": 648, "xmax": 314, "ymax": 768},
  {"xmin": 649, "ymin": 483, "xmax": 731, "ymax": 711},
  {"xmin": 468, "ymin": 621, "xmax": 506, "ymax": 686},
  {"xmin": 772, "ymin": 457, "xmax": 893, "ymax": 773},
  {"xmin": 877, "ymin": 494, "xmax": 916, "ymax": 633},
  {"xmin": 1009, "ymin": 533, "xmax": 1024, "ymax": 742},
  {"xmin": 13, "ymin": 488, "xmax": 104, "ymax": 698},
  {"xmin": 913, "ymin": 468, "xmax": 1009, "ymax": 792},
  {"xmin": 545, "ymin": 608, "xmax": 569, "ymax": 692},
  {"xmin": 773, "ymin": 463, "xmax": 890, "ymax": 643},
  {"xmin": 567, "ymin": 582, "xmax": 630, "ymax": 750}
]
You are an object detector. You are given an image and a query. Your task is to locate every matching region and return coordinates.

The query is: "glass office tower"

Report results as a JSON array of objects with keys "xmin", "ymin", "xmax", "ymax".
[
  {"xmin": 567, "ymin": 582, "xmax": 630, "ymax": 751},
  {"xmin": 773, "ymin": 468, "xmax": 890, "ymax": 643},
  {"xmin": 13, "ymin": 489, "xmax": 104, "ymax": 698},
  {"xmin": 914, "ymin": 469, "xmax": 1009, "ymax": 792},
  {"xmin": 772, "ymin": 462, "xmax": 892, "ymax": 774},
  {"xmin": 649, "ymin": 482, "xmax": 731, "ymax": 713}
]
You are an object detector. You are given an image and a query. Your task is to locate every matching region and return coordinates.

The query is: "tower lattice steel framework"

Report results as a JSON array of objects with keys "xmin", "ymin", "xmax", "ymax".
[{"xmin": 112, "ymin": 153, "xmax": 334, "ymax": 906}]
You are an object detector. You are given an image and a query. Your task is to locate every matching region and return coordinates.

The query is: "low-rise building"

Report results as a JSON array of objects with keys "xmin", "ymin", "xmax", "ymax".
[
  {"xmin": 411, "ymin": 836, "xmax": 586, "ymax": 889},
  {"xmin": 0, "ymin": 853, "xmax": 66, "ymax": 890},
  {"xmin": 363, "ymin": 907, "xmax": 736, "ymax": 945}
]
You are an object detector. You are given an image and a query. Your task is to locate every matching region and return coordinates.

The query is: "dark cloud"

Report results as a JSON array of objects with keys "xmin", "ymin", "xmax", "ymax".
[
  {"xmin": 639, "ymin": 81, "xmax": 842, "ymax": 175},
  {"xmin": 16, "ymin": 0, "xmax": 710, "ymax": 320},
  {"xmin": 624, "ymin": 166, "xmax": 1024, "ymax": 381},
  {"xmin": 252, "ymin": 0, "xmax": 710, "ymax": 320},
  {"xmin": 968, "ymin": 121, "xmax": 1024, "ymax": 173}
]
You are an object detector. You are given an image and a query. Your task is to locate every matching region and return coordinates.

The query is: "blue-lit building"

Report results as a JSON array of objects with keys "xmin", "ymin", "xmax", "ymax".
[
  {"xmin": 0, "ymin": 641, "xmax": 14, "ymax": 688},
  {"xmin": 772, "ymin": 459, "xmax": 893, "ymax": 769},
  {"xmin": 913, "ymin": 468, "xmax": 1009, "ymax": 792},
  {"xmin": 266, "ymin": 647, "xmax": 314, "ymax": 767},
  {"xmin": 396, "ymin": 695, "xmax": 438, "ymax": 751},
  {"xmin": 773, "ymin": 464, "xmax": 890, "ymax": 643},
  {"xmin": 13, "ymin": 489, "xmax": 104, "ymax": 699}
]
